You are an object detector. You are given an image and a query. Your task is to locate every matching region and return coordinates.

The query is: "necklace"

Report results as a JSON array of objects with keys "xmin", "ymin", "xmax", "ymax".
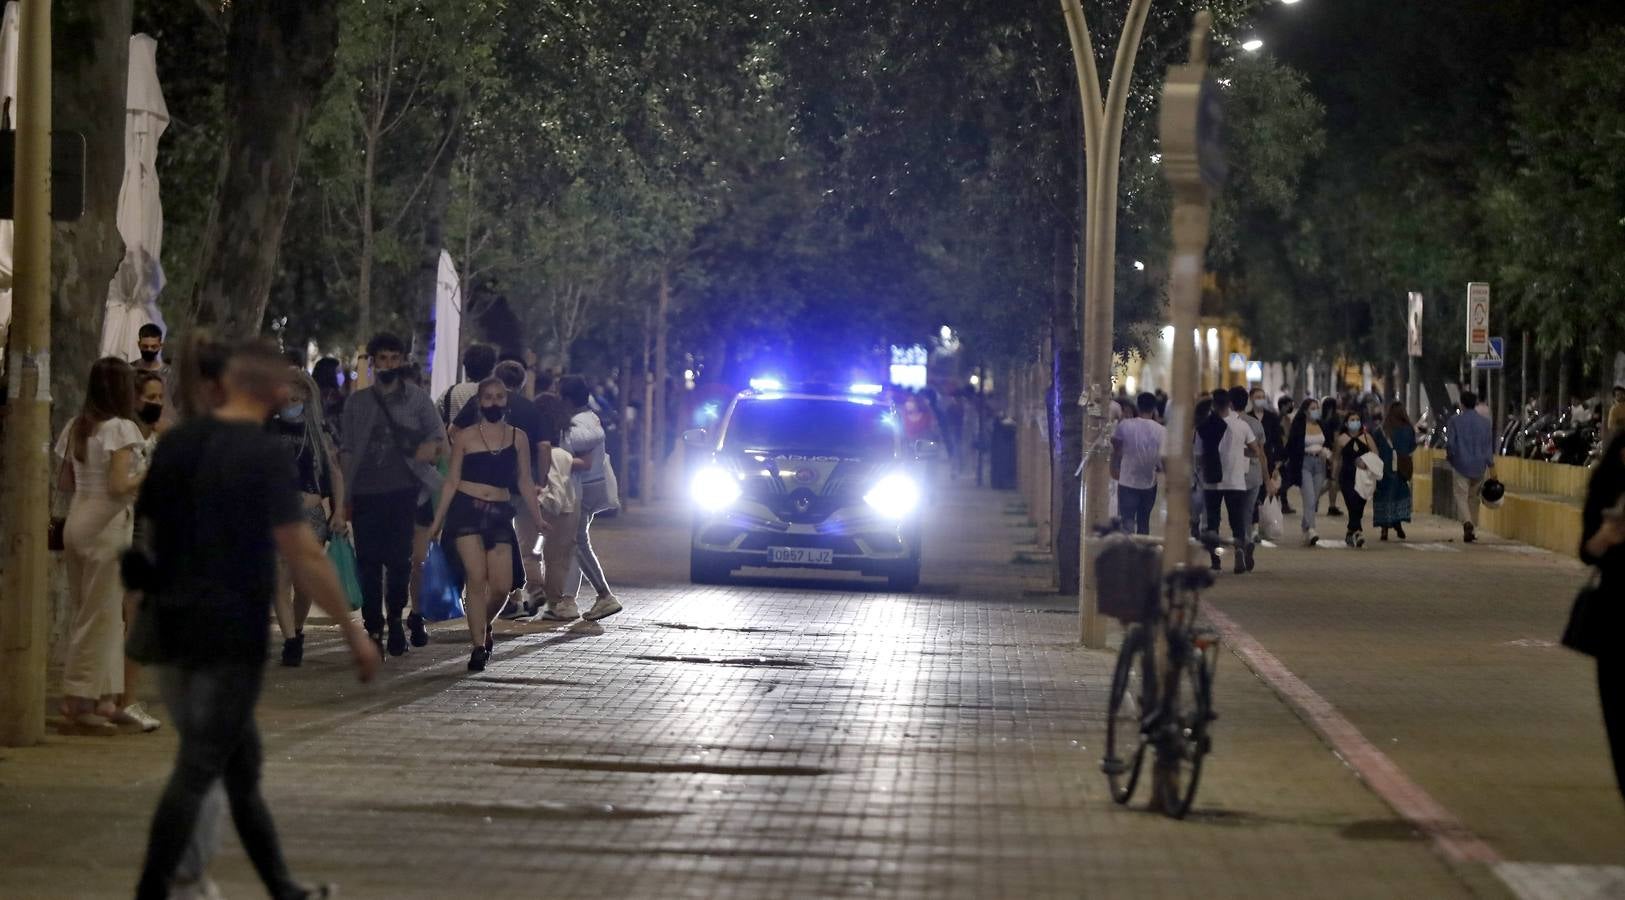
[{"xmin": 476, "ymin": 421, "xmax": 505, "ymax": 456}]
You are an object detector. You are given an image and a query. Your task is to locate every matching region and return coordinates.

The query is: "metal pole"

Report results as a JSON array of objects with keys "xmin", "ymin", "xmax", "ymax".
[
  {"xmin": 0, "ymin": 0, "xmax": 52, "ymax": 747},
  {"xmin": 1520, "ymin": 331, "xmax": 1529, "ymax": 424},
  {"xmin": 1062, "ymin": 0, "xmax": 1153, "ymax": 650}
]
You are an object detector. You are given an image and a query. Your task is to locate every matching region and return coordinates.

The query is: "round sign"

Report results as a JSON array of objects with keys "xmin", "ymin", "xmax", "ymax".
[{"xmin": 794, "ymin": 468, "xmax": 817, "ymax": 484}]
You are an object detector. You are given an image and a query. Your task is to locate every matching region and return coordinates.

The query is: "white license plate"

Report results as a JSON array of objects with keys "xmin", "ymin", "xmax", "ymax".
[{"xmin": 769, "ymin": 547, "xmax": 834, "ymax": 566}]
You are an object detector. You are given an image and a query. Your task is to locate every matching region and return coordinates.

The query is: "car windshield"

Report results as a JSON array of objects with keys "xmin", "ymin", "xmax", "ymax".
[{"xmin": 722, "ymin": 398, "xmax": 898, "ymax": 458}]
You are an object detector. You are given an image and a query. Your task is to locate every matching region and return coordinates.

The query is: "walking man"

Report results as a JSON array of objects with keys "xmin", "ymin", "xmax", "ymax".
[
  {"xmin": 131, "ymin": 339, "xmax": 378, "ymax": 899},
  {"xmin": 1110, "ymin": 392, "xmax": 1165, "ymax": 535},
  {"xmin": 340, "ymin": 333, "xmax": 445, "ymax": 654},
  {"xmin": 437, "ymin": 342, "xmax": 497, "ymax": 425},
  {"xmin": 1197, "ymin": 389, "xmax": 1262, "ymax": 572},
  {"xmin": 1447, "ymin": 389, "xmax": 1496, "ymax": 543}
]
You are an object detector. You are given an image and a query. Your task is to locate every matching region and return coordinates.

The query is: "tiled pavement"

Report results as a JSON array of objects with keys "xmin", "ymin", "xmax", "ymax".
[{"xmin": 1, "ymin": 476, "xmax": 1607, "ymax": 898}]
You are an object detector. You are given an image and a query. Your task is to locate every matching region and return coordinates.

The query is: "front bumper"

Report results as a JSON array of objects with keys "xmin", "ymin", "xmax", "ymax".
[{"xmin": 691, "ymin": 501, "xmax": 920, "ymax": 575}]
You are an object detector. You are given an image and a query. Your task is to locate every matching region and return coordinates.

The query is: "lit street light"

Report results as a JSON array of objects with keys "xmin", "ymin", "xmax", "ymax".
[{"xmin": 1242, "ymin": 38, "xmax": 1264, "ymax": 52}]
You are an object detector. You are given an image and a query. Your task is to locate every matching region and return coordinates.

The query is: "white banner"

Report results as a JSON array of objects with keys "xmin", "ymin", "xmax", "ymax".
[{"xmin": 1407, "ymin": 292, "xmax": 1423, "ymax": 358}]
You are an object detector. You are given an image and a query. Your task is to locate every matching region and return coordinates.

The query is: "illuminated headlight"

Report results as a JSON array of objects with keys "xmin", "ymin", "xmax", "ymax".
[
  {"xmin": 691, "ymin": 466, "xmax": 742, "ymax": 512},
  {"xmin": 864, "ymin": 473, "xmax": 921, "ymax": 519}
]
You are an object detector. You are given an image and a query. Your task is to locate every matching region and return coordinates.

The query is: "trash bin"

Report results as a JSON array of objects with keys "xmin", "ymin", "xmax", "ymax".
[{"xmin": 991, "ymin": 418, "xmax": 1018, "ymax": 490}]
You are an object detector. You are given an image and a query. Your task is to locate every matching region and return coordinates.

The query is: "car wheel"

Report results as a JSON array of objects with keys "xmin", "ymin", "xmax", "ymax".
[{"xmin": 690, "ymin": 548, "xmax": 731, "ymax": 585}]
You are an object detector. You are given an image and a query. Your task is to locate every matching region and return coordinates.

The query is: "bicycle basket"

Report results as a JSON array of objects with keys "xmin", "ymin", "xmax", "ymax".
[{"xmin": 1094, "ymin": 533, "xmax": 1160, "ymax": 623}]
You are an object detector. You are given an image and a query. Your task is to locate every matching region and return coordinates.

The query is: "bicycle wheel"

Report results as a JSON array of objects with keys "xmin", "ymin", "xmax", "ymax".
[
  {"xmin": 1103, "ymin": 624, "xmax": 1152, "ymax": 805},
  {"xmin": 1153, "ymin": 643, "xmax": 1213, "ymax": 819}
]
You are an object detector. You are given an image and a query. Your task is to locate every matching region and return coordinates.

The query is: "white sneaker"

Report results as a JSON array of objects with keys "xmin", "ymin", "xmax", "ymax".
[
  {"xmin": 583, "ymin": 594, "xmax": 623, "ymax": 621},
  {"xmin": 537, "ymin": 598, "xmax": 580, "ymax": 621},
  {"xmin": 113, "ymin": 702, "xmax": 162, "ymax": 733},
  {"xmin": 168, "ymin": 875, "xmax": 224, "ymax": 900},
  {"xmin": 1304, "ymin": 530, "xmax": 1319, "ymax": 547}
]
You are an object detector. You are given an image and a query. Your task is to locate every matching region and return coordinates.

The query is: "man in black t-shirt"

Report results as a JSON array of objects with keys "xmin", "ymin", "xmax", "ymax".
[
  {"xmin": 133, "ymin": 340, "xmax": 378, "ymax": 900},
  {"xmin": 452, "ymin": 360, "xmax": 550, "ymax": 612}
]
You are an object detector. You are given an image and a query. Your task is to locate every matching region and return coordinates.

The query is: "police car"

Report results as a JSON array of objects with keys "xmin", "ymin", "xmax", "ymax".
[{"xmin": 685, "ymin": 380, "xmax": 931, "ymax": 591}]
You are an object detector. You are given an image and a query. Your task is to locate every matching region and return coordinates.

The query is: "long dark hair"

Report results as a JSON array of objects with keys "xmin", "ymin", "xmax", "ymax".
[
  {"xmin": 72, "ymin": 357, "xmax": 137, "ymax": 462},
  {"xmin": 1384, "ymin": 401, "xmax": 1411, "ymax": 432}
]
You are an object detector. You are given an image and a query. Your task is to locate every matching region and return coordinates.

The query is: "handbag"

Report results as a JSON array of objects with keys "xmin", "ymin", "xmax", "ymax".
[
  {"xmin": 369, "ymin": 389, "xmax": 442, "ymax": 499},
  {"xmin": 581, "ymin": 450, "xmax": 622, "ymax": 515},
  {"xmin": 326, "ymin": 535, "xmax": 365, "ymax": 611},
  {"xmin": 1396, "ymin": 453, "xmax": 1414, "ymax": 481},
  {"xmin": 1561, "ymin": 571, "xmax": 1606, "ymax": 658}
]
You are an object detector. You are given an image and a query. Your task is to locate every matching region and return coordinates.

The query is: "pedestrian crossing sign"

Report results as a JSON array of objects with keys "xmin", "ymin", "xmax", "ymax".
[{"xmin": 1471, "ymin": 336, "xmax": 1504, "ymax": 370}]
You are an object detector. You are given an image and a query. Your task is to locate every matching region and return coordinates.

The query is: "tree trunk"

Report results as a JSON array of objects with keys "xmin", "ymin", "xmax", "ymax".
[
  {"xmin": 1050, "ymin": 229, "xmax": 1082, "ymax": 596},
  {"xmin": 652, "ymin": 268, "xmax": 671, "ymax": 499},
  {"xmin": 193, "ymin": 1, "xmax": 340, "ymax": 339},
  {"xmin": 49, "ymin": 1, "xmax": 132, "ymax": 428},
  {"xmin": 356, "ymin": 130, "xmax": 377, "ymax": 343},
  {"xmin": 412, "ymin": 101, "xmax": 463, "ymax": 357}
]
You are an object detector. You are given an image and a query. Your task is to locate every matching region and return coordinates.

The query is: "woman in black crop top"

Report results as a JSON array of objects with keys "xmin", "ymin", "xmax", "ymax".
[
  {"xmin": 428, "ymin": 377, "xmax": 545, "ymax": 671},
  {"xmin": 270, "ymin": 371, "xmax": 346, "ymax": 666}
]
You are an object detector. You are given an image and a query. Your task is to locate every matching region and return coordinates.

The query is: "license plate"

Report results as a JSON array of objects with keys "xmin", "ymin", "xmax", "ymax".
[{"xmin": 769, "ymin": 547, "xmax": 834, "ymax": 566}]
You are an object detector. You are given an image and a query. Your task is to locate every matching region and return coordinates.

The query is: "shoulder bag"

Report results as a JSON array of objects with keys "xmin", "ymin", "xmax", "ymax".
[
  {"xmin": 1561, "ymin": 570, "xmax": 1605, "ymax": 658},
  {"xmin": 370, "ymin": 388, "xmax": 442, "ymax": 499}
]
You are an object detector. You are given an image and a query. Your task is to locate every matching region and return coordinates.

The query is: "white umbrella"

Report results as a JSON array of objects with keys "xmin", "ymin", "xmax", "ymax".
[
  {"xmin": 429, "ymin": 250, "xmax": 462, "ymax": 402},
  {"xmin": 0, "ymin": 1, "xmax": 20, "ymax": 345},
  {"xmin": 99, "ymin": 33, "xmax": 169, "ymax": 362}
]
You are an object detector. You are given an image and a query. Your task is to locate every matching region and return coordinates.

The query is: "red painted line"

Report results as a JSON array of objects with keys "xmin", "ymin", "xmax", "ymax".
[{"xmin": 1205, "ymin": 605, "xmax": 1502, "ymax": 865}]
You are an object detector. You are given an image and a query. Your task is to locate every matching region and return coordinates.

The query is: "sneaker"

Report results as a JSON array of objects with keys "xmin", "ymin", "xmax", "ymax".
[
  {"xmin": 1305, "ymin": 530, "xmax": 1319, "ymax": 547},
  {"xmin": 1353, "ymin": 531, "xmax": 1366, "ymax": 549},
  {"xmin": 281, "ymin": 632, "xmax": 305, "ymax": 667},
  {"xmin": 112, "ymin": 702, "xmax": 162, "ymax": 733},
  {"xmin": 584, "ymin": 594, "xmax": 623, "ymax": 621},
  {"xmin": 1210, "ymin": 553, "xmax": 1222, "ymax": 572},
  {"xmin": 386, "ymin": 620, "xmax": 409, "ymax": 657},
  {"xmin": 1344, "ymin": 532, "xmax": 1355, "ymax": 547},
  {"xmin": 538, "ymin": 598, "xmax": 580, "ymax": 621},
  {"xmin": 169, "ymin": 876, "xmax": 226, "ymax": 900},
  {"xmin": 499, "ymin": 600, "xmax": 533, "ymax": 621},
  {"xmin": 406, "ymin": 613, "xmax": 430, "ymax": 647}
]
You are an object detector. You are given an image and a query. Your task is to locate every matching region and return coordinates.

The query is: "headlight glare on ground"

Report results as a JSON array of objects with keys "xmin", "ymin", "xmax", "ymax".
[
  {"xmin": 864, "ymin": 473, "xmax": 921, "ymax": 519},
  {"xmin": 691, "ymin": 466, "xmax": 742, "ymax": 512}
]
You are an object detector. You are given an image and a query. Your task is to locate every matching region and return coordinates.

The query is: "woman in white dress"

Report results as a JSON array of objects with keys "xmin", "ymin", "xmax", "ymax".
[{"xmin": 55, "ymin": 357, "xmax": 147, "ymax": 734}]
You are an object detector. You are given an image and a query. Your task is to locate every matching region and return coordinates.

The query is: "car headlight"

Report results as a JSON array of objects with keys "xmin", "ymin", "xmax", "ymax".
[
  {"xmin": 864, "ymin": 473, "xmax": 920, "ymax": 519},
  {"xmin": 691, "ymin": 465, "xmax": 742, "ymax": 512}
]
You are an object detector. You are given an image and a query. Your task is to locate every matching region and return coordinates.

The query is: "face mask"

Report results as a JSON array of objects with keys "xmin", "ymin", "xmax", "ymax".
[
  {"xmin": 376, "ymin": 368, "xmax": 400, "ymax": 385},
  {"xmin": 281, "ymin": 402, "xmax": 306, "ymax": 422},
  {"xmin": 1253, "ymin": 398, "xmax": 1268, "ymax": 412},
  {"xmin": 480, "ymin": 405, "xmax": 506, "ymax": 423},
  {"xmin": 1304, "ymin": 408, "xmax": 1318, "ymax": 420},
  {"xmin": 1346, "ymin": 420, "xmax": 1362, "ymax": 433},
  {"xmin": 139, "ymin": 349, "xmax": 159, "ymax": 363},
  {"xmin": 138, "ymin": 402, "xmax": 163, "ymax": 425}
]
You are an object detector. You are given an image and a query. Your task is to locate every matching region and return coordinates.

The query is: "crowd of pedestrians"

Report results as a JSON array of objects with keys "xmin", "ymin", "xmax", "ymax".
[{"xmin": 42, "ymin": 325, "xmax": 630, "ymax": 897}]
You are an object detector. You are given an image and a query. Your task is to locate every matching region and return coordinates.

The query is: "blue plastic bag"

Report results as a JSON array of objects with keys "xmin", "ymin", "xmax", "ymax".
[
  {"xmin": 326, "ymin": 535, "xmax": 365, "ymax": 612},
  {"xmin": 419, "ymin": 541, "xmax": 465, "ymax": 622}
]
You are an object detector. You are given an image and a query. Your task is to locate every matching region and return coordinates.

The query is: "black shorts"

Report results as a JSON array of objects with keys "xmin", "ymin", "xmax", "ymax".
[
  {"xmin": 443, "ymin": 493, "xmax": 517, "ymax": 550},
  {"xmin": 416, "ymin": 498, "xmax": 435, "ymax": 528}
]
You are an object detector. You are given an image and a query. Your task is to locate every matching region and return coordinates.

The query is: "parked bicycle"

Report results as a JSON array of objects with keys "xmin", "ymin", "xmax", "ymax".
[{"xmin": 1096, "ymin": 523, "xmax": 1221, "ymax": 819}]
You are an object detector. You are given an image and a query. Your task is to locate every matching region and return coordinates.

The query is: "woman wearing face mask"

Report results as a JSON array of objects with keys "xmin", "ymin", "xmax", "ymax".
[
  {"xmin": 270, "ymin": 371, "xmax": 347, "ymax": 666},
  {"xmin": 1373, "ymin": 402, "xmax": 1416, "ymax": 541},
  {"xmin": 1337, "ymin": 411, "xmax": 1378, "ymax": 547},
  {"xmin": 112, "ymin": 371, "xmax": 171, "ymax": 732},
  {"xmin": 428, "ymin": 377, "xmax": 545, "ymax": 671},
  {"xmin": 1320, "ymin": 395, "xmax": 1343, "ymax": 518},
  {"xmin": 1286, "ymin": 397, "xmax": 1333, "ymax": 545}
]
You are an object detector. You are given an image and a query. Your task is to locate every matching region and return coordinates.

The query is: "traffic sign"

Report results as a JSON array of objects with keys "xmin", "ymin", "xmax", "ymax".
[
  {"xmin": 1471, "ymin": 336, "xmax": 1504, "ymax": 370},
  {"xmin": 1228, "ymin": 352, "xmax": 1246, "ymax": 373},
  {"xmin": 1465, "ymin": 283, "xmax": 1490, "ymax": 354}
]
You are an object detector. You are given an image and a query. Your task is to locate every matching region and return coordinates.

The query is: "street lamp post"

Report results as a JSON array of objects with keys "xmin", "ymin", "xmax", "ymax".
[
  {"xmin": 1061, "ymin": 0, "xmax": 1154, "ymax": 650},
  {"xmin": 0, "ymin": 0, "xmax": 53, "ymax": 747}
]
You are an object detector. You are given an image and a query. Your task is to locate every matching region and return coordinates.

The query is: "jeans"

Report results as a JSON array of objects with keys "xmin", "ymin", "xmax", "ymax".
[
  {"xmin": 568, "ymin": 509, "xmax": 611, "ymax": 600},
  {"xmin": 1117, "ymin": 484, "xmax": 1157, "ymax": 535},
  {"xmin": 1341, "ymin": 483, "xmax": 1367, "ymax": 533},
  {"xmin": 137, "ymin": 665, "xmax": 302, "ymax": 900},
  {"xmin": 352, "ymin": 487, "xmax": 418, "ymax": 632},
  {"xmin": 1300, "ymin": 457, "xmax": 1327, "ymax": 534},
  {"xmin": 1203, "ymin": 489, "xmax": 1251, "ymax": 550}
]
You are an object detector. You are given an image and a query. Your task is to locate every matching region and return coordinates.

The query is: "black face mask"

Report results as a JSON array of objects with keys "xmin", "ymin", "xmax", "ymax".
[
  {"xmin": 376, "ymin": 368, "xmax": 400, "ymax": 385},
  {"xmin": 139, "ymin": 349, "xmax": 159, "ymax": 363},
  {"xmin": 480, "ymin": 405, "xmax": 506, "ymax": 423},
  {"xmin": 138, "ymin": 402, "xmax": 163, "ymax": 425}
]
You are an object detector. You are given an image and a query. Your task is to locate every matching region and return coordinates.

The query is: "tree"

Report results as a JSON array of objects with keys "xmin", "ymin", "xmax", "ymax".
[{"xmin": 191, "ymin": 1, "xmax": 340, "ymax": 339}]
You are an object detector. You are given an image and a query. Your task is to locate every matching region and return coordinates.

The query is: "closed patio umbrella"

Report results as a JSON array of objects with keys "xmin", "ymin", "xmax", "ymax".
[{"xmin": 99, "ymin": 33, "xmax": 169, "ymax": 361}]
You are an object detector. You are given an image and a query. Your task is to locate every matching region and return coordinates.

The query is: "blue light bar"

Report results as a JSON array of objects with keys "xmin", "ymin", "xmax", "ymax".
[
  {"xmin": 848, "ymin": 383, "xmax": 883, "ymax": 396},
  {"xmin": 749, "ymin": 377, "xmax": 784, "ymax": 392}
]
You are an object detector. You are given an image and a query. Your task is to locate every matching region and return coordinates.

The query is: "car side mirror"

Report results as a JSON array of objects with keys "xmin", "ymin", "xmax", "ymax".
[
  {"xmin": 683, "ymin": 428, "xmax": 710, "ymax": 449},
  {"xmin": 914, "ymin": 439, "xmax": 941, "ymax": 460}
]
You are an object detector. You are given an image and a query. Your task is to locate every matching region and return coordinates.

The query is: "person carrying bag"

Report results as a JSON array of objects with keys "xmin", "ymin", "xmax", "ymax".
[{"xmin": 1573, "ymin": 429, "xmax": 1625, "ymax": 802}]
